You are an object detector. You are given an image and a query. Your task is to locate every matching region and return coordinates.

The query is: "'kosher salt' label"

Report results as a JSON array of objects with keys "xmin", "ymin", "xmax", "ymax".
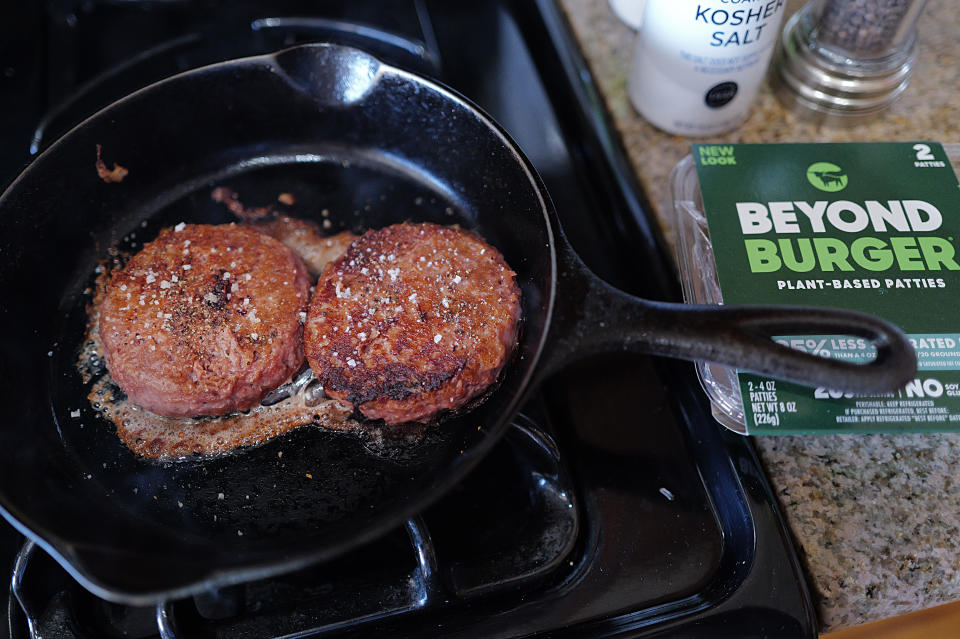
[{"xmin": 694, "ymin": 142, "xmax": 960, "ymax": 434}]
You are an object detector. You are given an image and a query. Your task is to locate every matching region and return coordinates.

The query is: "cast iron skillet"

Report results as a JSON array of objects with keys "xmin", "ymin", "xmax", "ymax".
[{"xmin": 0, "ymin": 44, "xmax": 915, "ymax": 604}]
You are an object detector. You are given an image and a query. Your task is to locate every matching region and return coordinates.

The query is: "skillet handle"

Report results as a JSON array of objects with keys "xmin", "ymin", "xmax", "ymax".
[{"xmin": 539, "ymin": 244, "xmax": 917, "ymax": 394}]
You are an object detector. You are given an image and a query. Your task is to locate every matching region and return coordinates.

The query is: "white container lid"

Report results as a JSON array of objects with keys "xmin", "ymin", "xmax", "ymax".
[{"xmin": 608, "ymin": 0, "xmax": 645, "ymax": 30}]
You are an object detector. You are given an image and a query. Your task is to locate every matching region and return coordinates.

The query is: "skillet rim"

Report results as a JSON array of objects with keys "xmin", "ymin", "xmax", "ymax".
[{"xmin": 0, "ymin": 42, "xmax": 559, "ymax": 604}]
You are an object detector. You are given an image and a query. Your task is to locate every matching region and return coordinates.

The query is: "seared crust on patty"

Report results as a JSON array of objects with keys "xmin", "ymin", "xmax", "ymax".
[
  {"xmin": 304, "ymin": 222, "xmax": 521, "ymax": 424},
  {"xmin": 99, "ymin": 224, "xmax": 311, "ymax": 418}
]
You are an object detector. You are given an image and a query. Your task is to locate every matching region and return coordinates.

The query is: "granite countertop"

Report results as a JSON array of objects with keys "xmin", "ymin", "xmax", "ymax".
[{"xmin": 557, "ymin": 0, "xmax": 960, "ymax": 632}]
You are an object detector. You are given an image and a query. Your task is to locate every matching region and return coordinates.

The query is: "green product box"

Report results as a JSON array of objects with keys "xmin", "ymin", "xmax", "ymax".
[{"xmin": 669, "ymin": 142, "xmax": 960, "ymax": 434}]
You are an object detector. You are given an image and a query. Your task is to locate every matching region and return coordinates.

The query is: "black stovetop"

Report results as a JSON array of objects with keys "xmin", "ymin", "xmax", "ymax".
[{"xmin": 0, "ymin": 1, "xmax": 816, "ymax": 637}]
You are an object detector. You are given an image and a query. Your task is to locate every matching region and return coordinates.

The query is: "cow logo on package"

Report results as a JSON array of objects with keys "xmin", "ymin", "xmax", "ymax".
[{"xmin": 806, "ymin": 161, "xmax": 848, "ymax": 192}]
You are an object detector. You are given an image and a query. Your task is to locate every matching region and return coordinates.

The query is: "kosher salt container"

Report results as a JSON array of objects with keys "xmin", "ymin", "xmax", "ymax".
[
  {"xmin": 668, "ymin": 143, "xmax": 960, "ymax": 433},
  {"xmin": 627, "ymin": 0, "xmax": 787, "ymax": 136}
]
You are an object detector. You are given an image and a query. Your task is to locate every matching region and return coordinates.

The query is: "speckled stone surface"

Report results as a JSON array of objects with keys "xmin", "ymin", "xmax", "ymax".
[{"xmin": 556, "ymin": 0, "xmax": 960, "ymax": 632}]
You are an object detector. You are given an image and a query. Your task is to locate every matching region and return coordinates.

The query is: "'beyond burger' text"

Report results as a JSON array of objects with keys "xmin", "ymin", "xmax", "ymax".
[{"xmin": 734, "ymin": 199, "xmax": 960, "ymax": 274}]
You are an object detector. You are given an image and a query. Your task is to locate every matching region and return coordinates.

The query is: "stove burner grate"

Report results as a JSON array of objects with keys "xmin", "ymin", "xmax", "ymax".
[{"xmin": 9, "ymin": 419, "xmax": 578, "ymax": 639}]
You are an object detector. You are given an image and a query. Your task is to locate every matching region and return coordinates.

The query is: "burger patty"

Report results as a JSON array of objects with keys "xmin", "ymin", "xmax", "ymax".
[
  {"xmin": 304, "ymin": 222, "xmax": 522, "ymax": 424},
  {"xmin": 99, "ymin": 223, "xmax": 312, "ymax": 418}
]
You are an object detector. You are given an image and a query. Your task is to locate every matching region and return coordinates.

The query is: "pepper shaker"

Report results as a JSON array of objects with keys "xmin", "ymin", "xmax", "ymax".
[{"xmin": 772, "ymin": 0, "xmax": 929, "ymax": 123}]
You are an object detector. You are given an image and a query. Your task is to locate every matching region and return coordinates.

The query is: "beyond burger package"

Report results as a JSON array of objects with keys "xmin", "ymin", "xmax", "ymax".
[{"xmin": 670, "ymin": 142, "xmax": 960, "ymax": 434}]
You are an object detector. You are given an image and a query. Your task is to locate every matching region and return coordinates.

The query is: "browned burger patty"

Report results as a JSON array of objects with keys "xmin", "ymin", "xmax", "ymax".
[
  {"xmin": 304, "ymin": 222, "xmax": 521, "ymax": 424},
  {"xmin": 99, "ymin": 223, "xmax": 312, "ymax": 418}
]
